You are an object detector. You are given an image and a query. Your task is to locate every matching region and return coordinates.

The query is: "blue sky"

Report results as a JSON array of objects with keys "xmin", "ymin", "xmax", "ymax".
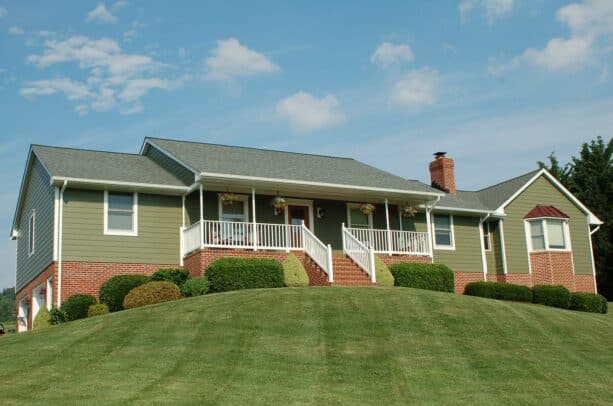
[{"xmin": 0, "ymin": 0, "xmax": 611, "ymax": 288}]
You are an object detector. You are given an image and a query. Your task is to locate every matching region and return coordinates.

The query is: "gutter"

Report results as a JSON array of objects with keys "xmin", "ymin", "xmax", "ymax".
[
  {"xmin": 590, "ymin": 225, "xmax": 601, "ymax": 236},
  {"xmin": 479, "ymin": 213, "xmax": 492, "ymax": 281},
  {"xmin": 56, "ymin": 180, "xmax": 67, "ymax": 307}
]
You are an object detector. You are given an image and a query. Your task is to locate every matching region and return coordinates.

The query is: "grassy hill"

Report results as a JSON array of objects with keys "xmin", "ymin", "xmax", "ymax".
[{"xmin": 1, "ymin": 287, "xmax": 611, "ymax": 404}]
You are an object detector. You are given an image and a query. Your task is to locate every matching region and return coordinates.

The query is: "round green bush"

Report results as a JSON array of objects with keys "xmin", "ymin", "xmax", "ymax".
[
  {"xmin": 390, "ymin": 263, "xmax": 454, "ymax": 292},
  {"xmin": 374, "ymin": 256, "xmax": 394, "ymax": 287},
  {"xmin": 532, "ymin": 285, "xmax": 570, "ymax": 309},
  {"xmin": 464, "ymin": 281, "xmax": 532, "ymax": 302},
  {"xmin": 88, "ymin": 304, "xmax": 110, "ymax": 317},
  {"xmin": 569, "ymin": 292, "xmax": 608, "ymax": 314},
  {"xmin": 60, "ymin": 294, "xmax": 97, "ymax": 321},
  {"xmin": 181, "ymin": 277, "xmax": 210, "ymax": 297},
  {"xmin": 33, "ymin": 306, "xmax": 52, "ymax": 330},
  {"xmin": 282, "ymin": 253, "xmax": 309, "ymax": 287},
  {"xmin": 150, "ymin": 269, "xmax": 190, "ymax": 286},
  {"xmin": 99, "ymin": 275, "xmax": 150, "ymax": 312},
  {"xmin": 49, "ymin": 308, "xmax": 67, "ymax": 325},
  {"xmin": 206, "ymin": 258, "xmax": 285, "ymax": 292},
  {"xmin": 123, "ymin": 281, "xmax": 182, "ymax": 309}
]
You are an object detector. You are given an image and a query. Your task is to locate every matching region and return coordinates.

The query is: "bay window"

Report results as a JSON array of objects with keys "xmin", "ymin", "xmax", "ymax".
[{"xmin": 526, "ymin": 218, "xmax": 569, "ymax": 251}]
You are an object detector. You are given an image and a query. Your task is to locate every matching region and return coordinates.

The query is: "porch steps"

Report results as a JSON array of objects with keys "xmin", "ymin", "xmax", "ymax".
[{"xmin": 330, "ymin": 254, "xmax": 374, "ymax": 287}]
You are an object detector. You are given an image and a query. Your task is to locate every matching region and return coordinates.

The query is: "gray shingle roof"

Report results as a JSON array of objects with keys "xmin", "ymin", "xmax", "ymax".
[
  {"xmin": 146, "ymin": 137, "xmax": 440, "ymax": 194},
  {"xmin": 437, "ymin": 190, "xmax": 490, "ymax": 211},
  {"xmin": 476, "ymin": 170, "xmax": 541, "ymax": 210},
  {"xmin": 32, "ymin": 145, "xmax": 188, "ymax": 187}
]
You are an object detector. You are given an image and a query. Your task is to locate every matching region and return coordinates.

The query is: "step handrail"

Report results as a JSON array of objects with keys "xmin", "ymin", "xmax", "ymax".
[
  {"xmin": 341, "ymin": 223, "xmax": 376, "ymax": 283},
  {"xmin": 302, "ymin": 222, "xmax": 334, "ymax": 282}
]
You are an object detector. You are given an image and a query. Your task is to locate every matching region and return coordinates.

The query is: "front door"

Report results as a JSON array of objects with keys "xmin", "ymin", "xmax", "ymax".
[{"xmin": 287, "ymin": 205, "xmax": 310, "ymax": 246}]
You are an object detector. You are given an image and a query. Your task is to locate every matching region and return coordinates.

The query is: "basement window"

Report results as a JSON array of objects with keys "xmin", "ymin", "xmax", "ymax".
[
  {"xmin": 105, "ymin": 191, "xmax": 138, "ymax": 236},
  {"xmin": 526, "ymin": 218, "xmax": 569, "ymax": 251}
]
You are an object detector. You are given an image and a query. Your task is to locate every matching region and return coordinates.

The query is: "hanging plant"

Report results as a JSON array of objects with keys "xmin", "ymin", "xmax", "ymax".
[
  {"xmin": 360, "ymin": 203, "xmax": 376, "ymax": 216},
  {"xmin": 400, "ymin": 204, "xmax": 418, "ymax": 218},
  {"xmin": 220, "ymin": 192, "xmax": 240, "ymax": 206},
  {"xmin": 271, "ymin": 195, "xmax": 287, "ymax": 210}
]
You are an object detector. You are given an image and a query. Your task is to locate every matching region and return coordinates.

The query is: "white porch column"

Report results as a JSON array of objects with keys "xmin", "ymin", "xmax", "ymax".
[
  {"xmin": 181, "ymin": 195, "xmax": 186, "ymax": 228},
  {"xmin": 478, "ymin": 217, "xmax": 487, "ymax": 281},
  {"xmin": 425, "ymin": 205, "xmax": 434, "ymax": 259},
  {"xmin": 384, "ymin": 198, "xmax": 392, "ymax": 256},
  {"xmin": 251, "ymin": 188, "xmax": 258, "ymax": 251},
  {"xmin": 199, "ymin": 184, "xmax": 204, "ymax": 249}
]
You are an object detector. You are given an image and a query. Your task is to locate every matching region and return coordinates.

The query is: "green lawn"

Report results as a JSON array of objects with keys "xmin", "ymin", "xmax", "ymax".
[{"xmin": 1, "ymin": 287, "xmax": 611, "ymax": 405}]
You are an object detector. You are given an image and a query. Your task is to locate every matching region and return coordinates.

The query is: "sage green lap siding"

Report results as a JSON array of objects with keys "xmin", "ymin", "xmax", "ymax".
[
  {"xmin": 485, "ymin": 221, "xmax": 504, "ymax": 275},
  {"xmin": 400, "ymin": 213, "xmax": 428, "ymax": 232},
  {"xmin": 16, "ymin": 157, "xmax": 55, "ymax": 291},
  {"xmin": 144, "ymin": 145, "xmax": 195, "ymax": 186},
  {"xmin": 503, "ymin": 175, "xmax": 594, "ymax": 275},
  {"xmin": 62, "ymin": 189, "xmax": 182, "ymax": 264},
  {"xmin": 433, "ymin": 215, "xmax": 483, "ymax": 273}
]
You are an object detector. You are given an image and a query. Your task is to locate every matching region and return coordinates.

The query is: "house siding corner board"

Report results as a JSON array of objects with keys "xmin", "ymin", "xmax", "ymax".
[
  {"xmin": 433, "ymin": 215, "xmax": 483, "ymax": 274},
  {"xmin": 16, "ymin": 157, "xmax": 55, "ymax": 291},
  {"xmin": 62, "ymin": 189, "xmax": 182, "ymax": 264}
]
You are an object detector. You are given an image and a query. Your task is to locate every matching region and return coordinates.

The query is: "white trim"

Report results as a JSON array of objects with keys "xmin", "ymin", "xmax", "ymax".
[
  {"xmin": 478, "ymin": 217, "xmax": 488, "ymax": 280},
  {"xmin": 139, "ymin": 139, "xmax": 201, "ymax": 176},
  {"xmin": 57, "ymin": 180, "xmax": 67, "ymax": 307},
  {"xmin": 104, "ymin": 191, "xmax": 138, "ymax": 236},
  {"xmin": 497, "ymin": 169, "xmax": 602, "ymax": 225},
  {"xmin": 27, "ymin": 210, "xmax": 36, "ymax": 257},
  {"xmin": 432, "ymin": 213, "xmax": 455, "ymax": 250},
  {"xmin": 284, "ymin": 198, "xmax": 315, "ymax": 233},
  {"xmin": 53, "ymin": 187, "xmax": 59, "ymax": 261},
  {"xmin": 51, "ymin": 176, "xmax": 188, "ymax": 193},
  {"xmin": 524, "ymin": 218, "xmax": 571, "ymax": 253},
  {"xmin": 587, "ymin": 222, "xmax": 599, "ymax": 293},
  {"xmin": 346, "ymin": 203, "xmax": 373, "ymax": 229},
  {"xmin": 384, "ymin": 198, "xmax": 392, "ymax": 256},
  {"xmin": 46, "ymin": 277, "xmax": 53, "ymax": 310},
  {"xmin": 217, "ymin": 193, "xmax": 249, "ymax": 222},
  {"xmin": 201, "ymin": 171, "xmax": 444, "ymax": 198},
  {"xmin": 499, "ymin": 219, "xmax": 508, "ymax": 274},
  {"xmin": 433, "ymin": 205, "xmax": 496, "ymax": 215},
  {"xmin": 251, "ymin": 188, "xmax": 257, "ymax": 251}
]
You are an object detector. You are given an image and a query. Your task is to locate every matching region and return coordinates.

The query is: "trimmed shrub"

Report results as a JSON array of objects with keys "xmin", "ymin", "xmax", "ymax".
[
  {"xmin": 532, "ymin": 285, "xmax": 570, "ymax": 309},
  {"xmin": 181, "ymin": 277, "xmax": 210, "ymax": 297},
  {"xmin": 150, "ymin": 268, "xmax": 190, "ymax": 287},
  {"xmin": 464, "ymin": 281, "xmax": 532, "ymax": 302},
  {"xmin": 390, "ymin": 263, "xmax": 454, "ymax": 292},
  {"xmin": 569, "ymin": 292, "xmax": 608, "ymax": 314},
  {"xmin": 206, "ymin": 258, "xmax": 285, "ymax": 292},
  {"xmin": 49, "ymin": 308, "xmax": 67, "ymax": 325},
  {"xmin": 99, "ymin": 275, "xmax": 150, "ymax": 312},
  {"xmin": 374, "ymin": 256, "xmax": 394, "ymax": 287},
  {"xmin": 33, "ymin": 306, "xmax": 52, "ymax": 330},
  {"xmin": 88, "ymin": 304, "xmax": 110, "ymax": 317},
  {"xmin": 282, "ymin": 253, "xmax": 309, "ymax": 287},
  {"xmin": 123, "ymin": 281, "xmax": 181, "ymax": 309},
  {"xmin": 60, "ymin": 294, "xmax": 97, "ymax": 321}
]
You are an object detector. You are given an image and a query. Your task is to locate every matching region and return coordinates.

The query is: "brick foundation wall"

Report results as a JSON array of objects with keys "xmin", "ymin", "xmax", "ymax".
[
  {"xmin": 502, "ymin": 273, "xmax": 534, "ymax": 287},
  {"xmin": 377, "ymin": 254, "xmax": 432, "ymax": 267},
  {"xmin": 575, "ymin": 275, "xmax": 597, "ymax": 293},
  {"xmin": 530, "ymin": 251, "xmax": 576, "ymax": 291},
  {"xmin": 453, "ymin": 272, "xmax": 485, "ymax": 294}
]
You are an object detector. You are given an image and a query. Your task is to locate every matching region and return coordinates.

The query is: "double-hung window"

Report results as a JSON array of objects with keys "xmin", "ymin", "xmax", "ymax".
[
  {"xmin": 347, "ymin": 204, "xmax": 372, "ymax": 229},
  {"xmin": 433, "ymin": 214, "xmax": 454, "ymax": 249},
  {"xmin": 482, "ymin": 222, "xmax": 491, "ymax": 251},
  {"xmin": 527, "ymin": 218, "xmax": 569, "ymax": 251},
  {"xmin": 105, "ymin": 192, "xmax": 137, "ymax": 236},
  {"xmin": 28, "ymin": 210, "xmax": 35, "ymax": 256},
  {"xmin": 218, "ymin": 196, "xmax": 248, "ymax": 222}
]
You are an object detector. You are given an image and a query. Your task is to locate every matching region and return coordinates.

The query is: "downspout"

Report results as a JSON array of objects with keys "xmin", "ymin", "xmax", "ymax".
[
  {"xmin": 588, "ymin": 224, "xmax": 601, "ymax": 293},
  {"xmin": 425, "ymin": 196, "xmax": 441, "ymax": 261},
  {"xmin": 56, "ymin": 180, "xmax": 67, "ymax": 307},
  {"xmin": 478, "ymin": 213, "xmax": 492, "ymax": 281}
]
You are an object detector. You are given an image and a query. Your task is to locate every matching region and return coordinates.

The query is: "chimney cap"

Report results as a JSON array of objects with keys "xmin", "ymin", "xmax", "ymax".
[{"xmin": 433, "ymin": 151, "xmax": 447, "ymax": 158}]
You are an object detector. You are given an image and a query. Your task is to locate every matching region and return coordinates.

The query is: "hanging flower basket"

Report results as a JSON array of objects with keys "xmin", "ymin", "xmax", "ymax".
[
  {"xmin": 220, "ymin": 193, "xmax": 240, "ymax": 206},
  {"xmin": 360, "ymin": 203, "xmax": 376, "ymax": 216},
  {"xmin": 400, "ymin": 205, "xmax": 418, "ymax": 218},
  {"xmin": 271, "ymin": 196, "xmax": 287, "ymax": 210}
]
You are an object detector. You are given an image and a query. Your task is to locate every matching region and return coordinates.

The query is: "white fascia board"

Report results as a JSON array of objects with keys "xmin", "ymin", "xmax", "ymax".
[
  {"xmin": 140, "ymin": 139, "xmax": 201, "ymax": 177},
  {"xmin": 496, "ymin": 168, "xmax": 603, "ymax": 225},
  {"xmin": 433, "ymin": 205, "xmax": 501, "ymax": 216},
  {"xmin": 50, "ymin": 176, "xmax": 189, "ymax": 193},
  {"xmin": 199, "ymin": 171, "xmax": 445, "ymax": 198}
]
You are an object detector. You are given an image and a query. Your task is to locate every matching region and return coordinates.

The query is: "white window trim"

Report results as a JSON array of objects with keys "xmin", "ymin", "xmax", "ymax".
[
  {"xmin": 483, "ymin": 222, "xmax": 491, "ymax": 251},
  {"xmin": 46, "ymin": 277, "xmax": 53, "ymax": 310},
  {"xmin": 283, "ymin": 198, "xmax": 315, "ymax": 232},
  {"xmin": 346, "ymin": 203, "xmax": 373, "ymax": 229},
  {"xmin": 217, "ymin": 194, "xmax": 249, "ymax": 222},
  {"xmin": 524, "ymin": 217, "xmax": 572, "ymax": 253},
  {"xmin": 432, "ymin": 213, "xmax": 455, "ymax": 251},
  {"xmin": 104, "ymin": 191, "xmax": 138, "ymax": 236},
  {"xmin": 28, "ymin": 210, "xmax": 36, "ymax": 257}
]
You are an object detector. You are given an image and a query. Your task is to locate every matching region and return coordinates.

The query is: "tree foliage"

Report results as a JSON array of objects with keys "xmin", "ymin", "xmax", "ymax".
[
  {"xmin": 539, "ymin": 136, "xmax": 612, "ymax": 299},
  {"xmin": 0, "ymin": 287, "xmax": 16, "ymax": 322}
]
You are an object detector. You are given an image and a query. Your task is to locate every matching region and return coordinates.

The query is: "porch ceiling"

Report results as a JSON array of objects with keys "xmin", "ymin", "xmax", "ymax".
[{"xmin": 200, "ymin": 175, "xmax": 440, "ymax": 205}]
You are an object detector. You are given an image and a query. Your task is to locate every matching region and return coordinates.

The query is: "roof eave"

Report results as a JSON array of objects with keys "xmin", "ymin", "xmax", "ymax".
[{"xmin": 50, "ymin": 176, "xmax": 189, "ymax": 195}]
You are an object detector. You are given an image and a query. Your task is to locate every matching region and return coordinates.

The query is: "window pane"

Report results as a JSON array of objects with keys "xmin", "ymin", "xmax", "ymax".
[
  {"xmin": 547, "ymin": 220, "xmax": 566, "ymax": 249},
  {"xmin": 222, "ymin": 201, "xmax": 245, "ymax": 222},
  {"xmin": 530, "ymin": 221, "xmax": 545, "ymax": 250},
  {"xmin": 108, "ymin": 193, "xmax": 133, "ymax": 211},
  {"xmin": 349, "ymin": 208, "xmax": 369, "ymax": 228},
  {"xmin": 108, "ymin": 212, "xmax": 133, "ymax": 230},
  {"xmin": 434, "ymin": 215, "xmax": 450, "ymax": 231},
  {"xmin": 435, "ymin": 230, "xmax": 451, "ymax": 246},
  {"xmin": 483, "ymin": 223, "xmax": 491, "ymax": 250},
  {"xmin": 434, "ymin": 215, "xmax": 452, "ymax": 247}
]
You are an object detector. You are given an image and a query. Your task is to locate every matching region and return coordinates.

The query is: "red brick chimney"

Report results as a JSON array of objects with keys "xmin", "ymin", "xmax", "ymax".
[{"xmin": 429, "ymin": 152, "xmax": 456, "ymax": 194}]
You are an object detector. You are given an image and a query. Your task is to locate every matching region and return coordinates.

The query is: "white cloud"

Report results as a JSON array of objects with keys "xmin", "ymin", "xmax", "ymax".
[
  {"xmin": 516, "ymin": 36, "xmax": 594, "ymax": 71},
  {"xmin": 556, "ymin": 0, "xmax": 613, "ymax": 37},
  {"xmin": 0, "ymin": 8, "xmax": 6, "ymax": 19},
  {"xmin": 120, "ymin": 104, "xmax": 143, "ymax": 115},
  {"xmin": 371, "ymin": 42, "xmax": 414, "ymax": 67},
  {"xmin": 123, "ymin": 20, "xmax": 143, "ymax": 43},
  {"xmin": 204, "ymin": 38, "xmax": 280, "ymax": 80},
  {"xmin": 86, "ymin": 3, "xmax": 118, "ymax": 24},
  {"xmin": 8, "ymin": 26, "xmax": 24, "ymax": 35},
  {"xmin": 389, "ymin": 68, "xmax": 440, "ymax": 109},
  {"xmin": 20, "ymin": 78, "xmax": 92, "ymax": 100},
  {"xmin": 22, "ymin": 35, "xmax": 178, "ymax": 114},
  {"xmin": 276, "ymin": 92, "xmax": 345, "ymax": 132},
  {"xmin": 459, "ymin": 0, "xmax": 515, "ymax": 24}
]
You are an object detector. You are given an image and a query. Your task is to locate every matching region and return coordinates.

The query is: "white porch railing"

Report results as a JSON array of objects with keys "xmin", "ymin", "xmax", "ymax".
[
  {"xmin": 342, "ymin": 223, "xmax": 376, "ymax": 283},
  {"xmin": 180, "ymin": 220, "xmax": 334, "ymax": 281},
  {"xmin": 344, "ymin": 227, "xmax": 430, "ymax": 255}
]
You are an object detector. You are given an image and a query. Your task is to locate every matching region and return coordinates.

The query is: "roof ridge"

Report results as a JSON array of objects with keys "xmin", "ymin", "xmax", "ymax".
[
  {"xmin": 477, "ymin": 168, "xmax": 541, "ymax": 192},
  {"xmin": 146, "ymin": 137, "xmax": 354, "ymax": 160},
  {"xmin": 33, "ymin": 144, "xmax": 143, "ymax": 158}
]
